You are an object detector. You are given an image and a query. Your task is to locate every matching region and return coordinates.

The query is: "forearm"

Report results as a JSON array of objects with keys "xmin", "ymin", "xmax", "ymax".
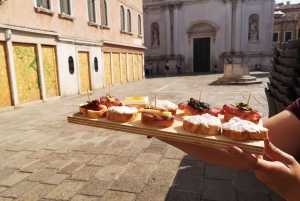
[
  {"xmin": 159, "ymin": 138, "xmax": 251, "ymax": 171},
  {"xmin": 263, "ymin": 110, "xmax": 300, "ymax": 158}
]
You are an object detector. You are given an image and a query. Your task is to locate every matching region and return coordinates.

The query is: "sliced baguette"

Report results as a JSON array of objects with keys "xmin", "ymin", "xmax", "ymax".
[
  {"xmin": 106, "ymin": 106, "xmax": 139, "ymax": 122},
  {"xmin": 183, "ymin": 114, "xmax": 222, "ymax": 136},
  {"xmin": 80, "ymin": 104, "xmax": 107, "ymax": 119},
  {"xmin": 222, "ymin": 118, "xmax": 268, "ymax": 141},
  {"xmin": 141, "ymin": 112, "xmax": 174, "ymax": 127}
]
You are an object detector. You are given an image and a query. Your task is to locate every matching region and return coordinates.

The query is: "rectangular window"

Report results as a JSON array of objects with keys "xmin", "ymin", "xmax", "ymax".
[
  {"xmin": 60, "ymin": 0, "xmax": 70, "ymax": 15},
  {"xmin": 138, "ymin": 15, "xmax": 141, "ymax": 35},
  {"xmin": 87, "ymin": 0, "xmax": 96, "ymax": 23},
  {"xmin": 298, "ymin": 28, "xmax": 300, "ymax": 39},
  {"xmin": 285, "ymin": 31, "xmax": 292, "ymax": 42},
  {"xmin": 273, "ymin": 32, "xmax": 279, "ymax": 42},
  {"xmin": 36, "ymin": 0, "xmax": 50, "ymax": 9}
]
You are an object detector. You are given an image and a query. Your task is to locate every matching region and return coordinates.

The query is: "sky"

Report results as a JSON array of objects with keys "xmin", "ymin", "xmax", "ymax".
[{"xmin": 275, "ymin": 0, "xmax": 300, "ymax": 4}]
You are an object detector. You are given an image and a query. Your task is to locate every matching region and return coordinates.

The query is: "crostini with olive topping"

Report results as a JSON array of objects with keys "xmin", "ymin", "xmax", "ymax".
[
  {"xmin": 222, "ymin": 102, "xmax": 263, "ymax": 124},
  {"xmin": 178, "ymin": 98, "xmax": 224, "ymax": 117}
]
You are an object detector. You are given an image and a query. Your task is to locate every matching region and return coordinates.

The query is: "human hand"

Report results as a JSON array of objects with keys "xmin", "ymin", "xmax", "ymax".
[{"xmin": 227, "ymin": 137, "xmax": 300, "ymax": 201}]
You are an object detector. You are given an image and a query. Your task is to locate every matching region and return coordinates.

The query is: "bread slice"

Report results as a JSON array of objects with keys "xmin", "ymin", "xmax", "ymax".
[
  {"xmin": 106, "ymin": 106, "xmax": 139, "ymax": 122},
  {"xmin": 123, "ymin": 96, "xmax": 149, "ymax": 109},
  {"xmin": 141, "ymin": 112, "xmax": 174, "ymax": 127},
  {"xmin": 125, "ymin": 104, "xmax": 148, "ymax": 110},
  {"xmin": 183, "ymin": 114, "xmax": 222, "ymax": 136},
  {"xmin": 150, "ymin": 99, "xmax": 178, "ymax": 115},
  {"xmin": 222, "ymin": 117, "xmax": 268, "ymax": 141},
  {"xmin": 80, "ymin": 103, "xmax": 107, "ymax": 118}
]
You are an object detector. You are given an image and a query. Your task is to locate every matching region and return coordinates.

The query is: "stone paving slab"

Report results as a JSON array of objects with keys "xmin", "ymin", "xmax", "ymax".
[{"xmin": 0, "ymin": 72, "xmax": 286, "ymax": 200}]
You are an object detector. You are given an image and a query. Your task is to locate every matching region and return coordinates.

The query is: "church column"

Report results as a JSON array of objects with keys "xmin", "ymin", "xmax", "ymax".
[
  {"xmin": 165, "ymin": 4, "xmax": 171, "ymax": 56},
  {"xmin": 173, "ymin": 3, "xmax": 179, "ymax": 55},
  {"xmin": 234, "ymin": 0, "xmax": 243, "ymax": 53},
  {"xmin": 231, "ymin": 1, "xmax": 236, "ymax": 53},
  {"xmin": 225, "ymin": 1, "xmax": 232, "ymax": 53}
]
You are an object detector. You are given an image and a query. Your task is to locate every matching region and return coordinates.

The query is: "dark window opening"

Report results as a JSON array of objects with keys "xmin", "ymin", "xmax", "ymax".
[
  {"xmin": 68, "ymin": 56, "xmax": 74, "ymax": 74},
  {"xmin": 285, "ymin": 32, "xmax": 292, "ymax": 42},
  {"xmin": 60, "ymin": 0, "xmax": 71, "ymax": 15},
  {"xmin": 37, "ymin": 0, "xmax": 50, "ymax": 9},
  {"xmin": 298, "ymin": 28, "xmax": 300, "ymax": 39},
  {"xmin": 138, "ymin": 14, "xmax": 141, "ymax": 35},
  {"xmin": 120, "ymin": 6, "xmax": 125, "ymax": 31},
  {"xmin": 94, "ymin": 57, "xmax": 98, "ymax": 72},
  {"xmin": 127, "ymin": 10, "xmax": 131, "ymax": 32},
  {"xmin": 273, "ymin": 33, "xmax": 279, "ymax": 42},
  {"xmin": 87, "ymin": 0, "xmax": 96, "ymax": 23},
  {"xmin": 100, "ymin": 0, "xmax": 108, "ymax": 26}
]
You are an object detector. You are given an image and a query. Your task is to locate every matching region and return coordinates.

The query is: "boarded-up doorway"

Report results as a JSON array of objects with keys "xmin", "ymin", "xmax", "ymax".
[
  {"xmin": 41, "ymin": 45, "xmax": 60, "ymax": 98},
  {"xmin": 193, "ymin": 38, "xmax": 210, "ymax": 72},
  {"xmin": 0, "ymin": 42, "xmax": 12, "ymax": 108},
  {"xmin": 13, "ymin": 43, "xmax": 41, "ymax": 104},
  {"xmin": 78, "ymin": 52, "xmax": 91, "ymax": 92}
]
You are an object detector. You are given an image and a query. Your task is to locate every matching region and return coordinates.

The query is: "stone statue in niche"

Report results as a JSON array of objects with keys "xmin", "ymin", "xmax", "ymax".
[
  {"xmin": 152, "ymin": 28, "xmax": 159, "ymax": 46},
  {"xmin": 249, "ymin": 18, "xmax": 258, "ymax": 41}
]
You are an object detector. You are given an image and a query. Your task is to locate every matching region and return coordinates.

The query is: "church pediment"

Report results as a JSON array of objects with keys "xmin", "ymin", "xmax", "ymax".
[
  {"xmin": 186, "ymin": 21, "xmax": 219, "ymax": 44},
  {"xmin": 187, "ymin": 21, "xmax": 218, "ymax": 33}
]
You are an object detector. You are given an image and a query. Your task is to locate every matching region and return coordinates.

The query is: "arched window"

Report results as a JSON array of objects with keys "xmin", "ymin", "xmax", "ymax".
[
  {"xmin": 127, "ymin": 9, "xmax": 131, "ymax": 32},
  {"xmin": 120, "ymin": 5, "xmax": 125, "ymax": 31},
  {"xmin": 138, "ymin": 14, "xmax": 142, "ymax": 36},
  {"xmin": 100, "ymin": 0, "xmax": 108, "ymax": 26},
  {"xmin": 87, "ymin": 0, "xmax": 96, "ymax": 23},
  {"xmin": 68, "ymin": 56, "xmax": 74, "ymax": 74},
  {"xmin": 94, "ymin": 57, "xmax": 98, "ymax": 72}
]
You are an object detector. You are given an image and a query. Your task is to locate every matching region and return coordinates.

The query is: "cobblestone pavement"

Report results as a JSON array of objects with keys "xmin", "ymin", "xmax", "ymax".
[{"xmin": 0, "ymin": 72, "xmax": 286, "ymax": 201}]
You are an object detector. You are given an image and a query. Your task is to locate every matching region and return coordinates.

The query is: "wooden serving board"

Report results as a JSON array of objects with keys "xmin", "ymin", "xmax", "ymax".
[{"xmin": 67, "ymin": 110, "xmax": 264, "ymax": 154}]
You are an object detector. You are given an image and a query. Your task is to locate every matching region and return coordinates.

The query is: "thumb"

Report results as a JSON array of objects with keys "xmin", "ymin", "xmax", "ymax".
[{"xmin": 264, "ymin": 137, "xmax": 294, "ymax": 165}]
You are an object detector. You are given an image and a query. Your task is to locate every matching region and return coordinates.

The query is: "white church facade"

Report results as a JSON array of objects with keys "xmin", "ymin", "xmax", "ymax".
[{"xmin": 143, "ymin": 0, "xmax": 274, "ymax": 73}]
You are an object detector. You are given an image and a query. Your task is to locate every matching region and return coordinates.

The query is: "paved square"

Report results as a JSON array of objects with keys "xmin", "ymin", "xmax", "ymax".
[{"xmin": 0, "ymin": 72, "xmax": 285, "ymax": 200}]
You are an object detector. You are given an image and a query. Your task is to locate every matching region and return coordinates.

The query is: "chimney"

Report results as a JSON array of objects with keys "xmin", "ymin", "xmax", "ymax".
[{"xmin": 287, "ymin": 1, "xmax": 290, "ymax": 5}]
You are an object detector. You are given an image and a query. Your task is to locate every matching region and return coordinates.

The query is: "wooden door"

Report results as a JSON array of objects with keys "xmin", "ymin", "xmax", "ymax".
[
  {"xmin": 13, "ymin": 43, "xmax": 41, "ymax": 104},
  {"xmin": 0, "ymin": 42, "xmax": 12, "ymax": 108},
  {"xmin": 42, "ymin": 45, "xmax": 59, "ymax": 98},
  {"xmin": 78, "ymin": 52, "xmax": 91, "ymax": 92},
  {"xmin": 193, "ymin": 38, "xmax": 210, "ymax": 72}
]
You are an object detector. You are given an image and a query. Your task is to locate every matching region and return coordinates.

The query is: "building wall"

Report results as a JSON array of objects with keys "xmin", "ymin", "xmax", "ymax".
[
  {"xmin": 0, "ymin": 0, "xmax": 145, "ymax": 110},
  {"xmin": 143, "ymin": 0, "xmax": 274, "ymax": 72}
]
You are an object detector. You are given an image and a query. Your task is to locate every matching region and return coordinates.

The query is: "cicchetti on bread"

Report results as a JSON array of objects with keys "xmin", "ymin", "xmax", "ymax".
[
  {"xmin": 222, "ymin": 102, "xmax": 263, "ymax": 124},
  {"xmin": 106, "ymin": 106, "xmax": 139, "ymax": 122},
  {"xmin": 222, "ymin": 117, "xmax": 268, "ymax": 141},
  {"xmin": 123, "ymin": 96, "xmax": 149, "ymax": 109},
  {"xmin": 150, "ymin": 99, "xmax": 178, "ymax": 115},
  {"xmin": 100, "ymin": 94, "xmax": 123, "ymax": 108},
  {"xmin": 183, "ymin": 113, "xmax": 222, "ymax": 135},
  {"xmin": 80, "ymin": 99, "xmax": 108, "ymax": 118},
  {"xmin": 140, "ymin": 108, "xmax": 174, "ymax": 127},
  {"xmin": 178, "ymin": 98, "xmax": 224, "ymax": 117}
]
